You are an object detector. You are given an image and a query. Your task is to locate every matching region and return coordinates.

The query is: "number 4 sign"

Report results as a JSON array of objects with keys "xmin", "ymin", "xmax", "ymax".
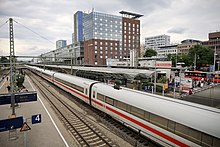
[{"xmin": 32, "ymin": 114, "xmax": 41, "ymax": 124}]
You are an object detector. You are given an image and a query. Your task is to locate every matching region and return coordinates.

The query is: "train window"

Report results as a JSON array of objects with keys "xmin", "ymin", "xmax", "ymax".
[
  {"xmin": 131, "ymin": 106, "xmax": 144, "ymax": 118},
  {"xmin": 126, "ymin": 105, "xmax": 131, "ymax": 113},
  {"xmin": 105, "ymin": 96, "xmax": 114, "ymax": 106},
  {"xmin": 202, "ymin": 133, "xmax": 213, "ymax": 147},
  {"xmin": 213, "ymin": 137, "xmax": 220, "ymax": 147},
  {"xmin": 97, "ymin": 93, "xmax": 104, "ymax": 101},
  {"xmin": 188, "ymin": 128, "xmax": 202, "ymax": 145},
  {"xmin": 115, "ymin": 100, "xmax": 127, "ymax": 111},
  {"xmin": 167, "ymin": 120, "xmax": 175, "ymax": 133},
  {"xmin": 150, "ymin": 113, "xmax": 168, "ymax": 129},
  {"xmin": 93, "ymin": 91, "xmax": 96, "ymax": 98},
  {"xmin": 85, "ymin": 88, "xmax": 88, "ymax": 95},
  {"xmin": 55, "ymin": 78, "xmax": 84, "ymax": 93},
  {"xmin": 175, "ymin": 123, "xmax": 189, "ymax": 139},
  {"xmin": 144, "ymin": 111, "xmax": 150, "ymax": 121}
]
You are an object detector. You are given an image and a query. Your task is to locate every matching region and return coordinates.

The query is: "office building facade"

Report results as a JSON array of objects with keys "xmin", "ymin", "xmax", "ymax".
[
  {"xmin": 177, "ymin": 39, "xmax": 201, "ymax": 55},
  {"xmin": 202, "ymin": 31, "xmax": 220, "ymax": 61},
  {"xmin": 145, "ymin": 34, "xmax": 170, "ymax": 51},
  {"xmin": 74, "ymin": 11, "xmax": 85, "ymax": 43},
  {"xmin": 157, "ymin": 45, "xmax": 177, "ymax": 56},
  {"xmin": 83, "ymin": 11, "xmax": 142, "ymax": 65},
  {"xmin": 56, "ymin": 40, "xmax": 67, "ymax": 49}
]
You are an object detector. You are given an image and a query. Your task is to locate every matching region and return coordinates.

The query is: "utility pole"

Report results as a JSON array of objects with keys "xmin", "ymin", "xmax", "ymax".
[
  {"xmin": 9, "ymin": 18, "xmax": 16, "ymax": 115},
  {"xmin": 154, "ymin": 60, "xmax": 157, "ymax": 94},
  {"xmin": 213, "ymin": 46, "xmax": 217, "ymax": 83},
  {"xmin": 194, "ymin": 53, "xmax": 196, "ymax": 71}
]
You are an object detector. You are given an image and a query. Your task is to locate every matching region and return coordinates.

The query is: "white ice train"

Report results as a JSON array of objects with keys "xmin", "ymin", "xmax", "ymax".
[{"xmin": 27, "ymin": 65, "xmax": 220, "ymax": 147}]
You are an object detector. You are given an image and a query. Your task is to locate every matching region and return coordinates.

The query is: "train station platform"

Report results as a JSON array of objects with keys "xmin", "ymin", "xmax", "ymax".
[{"xmin": 0, "ymin": 76, "xmax": 76, "ymax": 147}]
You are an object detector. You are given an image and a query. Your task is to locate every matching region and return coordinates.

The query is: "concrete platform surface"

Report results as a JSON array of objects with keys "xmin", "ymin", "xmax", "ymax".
[{"xmin": 0, "ymin": 76, "xmax": 76, "ymax": 147}]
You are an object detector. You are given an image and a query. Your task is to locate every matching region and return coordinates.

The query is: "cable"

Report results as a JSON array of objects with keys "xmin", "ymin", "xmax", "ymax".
[
  {"xmin": 0, "ymin": 20, "xmax": 8, "ymax": 30},
  {"xmin": 13, "ymin": 19, "xmax": 54, "ymax": 45}
]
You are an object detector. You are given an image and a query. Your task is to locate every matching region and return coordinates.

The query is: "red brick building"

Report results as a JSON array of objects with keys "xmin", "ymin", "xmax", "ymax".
[
  {"xmin": 83, "ymin": 11, "xmax": 142, "ymax": 65},
  {"xmin": 202, "ymin": 31, "xmax": 220, "ymax": 61}
]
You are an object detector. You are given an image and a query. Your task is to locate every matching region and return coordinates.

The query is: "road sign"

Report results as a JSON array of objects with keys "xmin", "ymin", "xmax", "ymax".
[
  {"xmin": 0, "ymin": 94, "xmax": 11, "ymax": 105},
  {"xmin": 15, "ymin": 92, "xmax": 37, "ymax": 103},
  {"xmin": 0, "ymin": 117, "xmax": 23, "ymax": 132},
  {"xmin": 32, "ymin": 114, "xmax": 41, "ymax": 124},
  {"xmin": 20, "ymin": 122, "xmax": 31, "ymax": 132},
  {"xmin": 0, "ymin": 92, "xmax": 37, "ymax": 105}
]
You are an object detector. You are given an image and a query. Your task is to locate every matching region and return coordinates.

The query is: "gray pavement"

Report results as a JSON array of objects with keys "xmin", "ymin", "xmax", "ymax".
[
  {"xmin": 180, "ymin": 84, "xmax": 220, "ymax": 108},
  {"xmin": 0, "ymin": 76, "xmax": 76, "ymax": 147}
]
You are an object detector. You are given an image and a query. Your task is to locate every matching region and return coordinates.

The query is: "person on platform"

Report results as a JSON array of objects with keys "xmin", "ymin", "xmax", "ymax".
[
  {"xmin": 189, "ymin": 88, "xmax": 193, "ymax": 95},
  {"xmin": 7, "ymin": 85, "xmax": 11, "ymax": 92}
]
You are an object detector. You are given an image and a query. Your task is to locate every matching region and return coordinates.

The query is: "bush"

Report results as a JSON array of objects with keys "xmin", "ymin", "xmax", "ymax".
[
  {"xmin": 159, "ymin": 77, "xmax": 167, "ymax": 84},
  {"xmin": 156, "ymin": 85, "xmax": 163, "ymax": 92}
]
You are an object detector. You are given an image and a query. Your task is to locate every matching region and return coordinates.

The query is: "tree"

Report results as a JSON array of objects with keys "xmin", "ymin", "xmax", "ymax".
[
  {"xmin": 143, "ymin": 49, "xmax": 157, "ymax": 57},
  {"xmin": 180, "ymin": 54, "xmax": 190, "ymax": 66},
  {"xmin": 167, "ymin": 54, "xmax": 176, "ymax": 67},
  {"xmin": 0, "ymin": 57, "xmax": 9, "ymax": 63},
  {"xmin": 187, "ymin": 45, "xmax": 214, "ymax": 69}
]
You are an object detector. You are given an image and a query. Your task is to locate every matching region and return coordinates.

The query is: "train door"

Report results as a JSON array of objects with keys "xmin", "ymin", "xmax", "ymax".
[
  {"xmin": 92, "ymin": 88, "xmax": 97, "ymax": 105},
  {"xmin": 89, "ymin": 82, "xmax": 99, "ymax": 105}
]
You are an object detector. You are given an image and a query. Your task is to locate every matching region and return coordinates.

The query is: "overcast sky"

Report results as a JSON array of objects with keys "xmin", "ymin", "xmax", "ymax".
[{"xmin": 0, "ymin": 0, "xmax": 220, "ymax": 57}]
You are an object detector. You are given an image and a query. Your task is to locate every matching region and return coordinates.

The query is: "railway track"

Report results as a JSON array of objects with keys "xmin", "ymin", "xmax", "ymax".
[
  {"xmin": 28, "ymin": 70, "xmax": 161, "ymax": 147},
  {"xmin": 28, "ymin": 71, "xmax": 118, "ymax": 147}
]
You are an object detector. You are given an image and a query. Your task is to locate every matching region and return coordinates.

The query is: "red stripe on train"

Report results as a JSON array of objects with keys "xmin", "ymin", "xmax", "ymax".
[
  {"xmin": 106, "ymin": 106, "xmax": 189, "ymax": 147},
  {"xmin": 48, "ymin": 76, "xmax": 189, "ymax": 147},
  {"xmin": 55, "ymin": 80, "xmax": 89, "ymax": 100}
]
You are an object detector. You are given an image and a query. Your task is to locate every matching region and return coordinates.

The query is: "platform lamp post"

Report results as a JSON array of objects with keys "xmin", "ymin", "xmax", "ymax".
[
  {"xmin": 71, "ymin": 53, "xmax": 73, "ymax": 75},
  {"xmin": 217, "ymin": 61, "xmax": 220, "ymax": 84},
  {"xmin": 154, "ymin": 59, "xmax": 157, "ymax": 94},
  {"xmin": 213, "ymin": 47, "xmax": 217, "ymax": 84}
]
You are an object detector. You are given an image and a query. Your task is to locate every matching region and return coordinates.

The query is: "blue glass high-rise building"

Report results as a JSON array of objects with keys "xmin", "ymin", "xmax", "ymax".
[
  {"xmin": 74, "ymin": 10, "xmax": 142, "ymax": 65},
  {"xmin": 74, "ymin": 11, "xmax": 85, "ymax": 42}
]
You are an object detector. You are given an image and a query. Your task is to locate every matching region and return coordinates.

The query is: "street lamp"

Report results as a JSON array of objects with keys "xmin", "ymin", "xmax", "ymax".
[
  {"xmin": 154, "ymin": 60, "xmax": 157, "ymax": 94},
  {"xmin": 217, "ymin": 61, "xmax": 220, "ymax": 83},
  {"xmin": 194, "ymin": 53, "xmax": 199, "ymax": 71},
  {"xmin": 213, "ymin": 47, "xmax": 217, "ymax": 84}
]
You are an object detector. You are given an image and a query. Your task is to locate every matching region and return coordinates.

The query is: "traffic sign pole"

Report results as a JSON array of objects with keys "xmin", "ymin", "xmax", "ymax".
[{"xmin": 23, "ymin": 117, "xmax": 27, "ymax": 147}]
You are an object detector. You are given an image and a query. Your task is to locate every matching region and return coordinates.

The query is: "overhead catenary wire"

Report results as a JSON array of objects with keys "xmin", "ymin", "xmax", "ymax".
[
  {"xmin": 0, "ymin": 20, "xmax": 8, "ymax": 31},
  {"xmin": 13, "ymin": 19, "xmax": 54, "ymax": 45}
]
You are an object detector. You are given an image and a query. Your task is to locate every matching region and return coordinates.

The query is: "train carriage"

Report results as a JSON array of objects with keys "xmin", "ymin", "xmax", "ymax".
[{"xmin": 27, "ymin": 65, "xmax": 220, "ymax": 147}]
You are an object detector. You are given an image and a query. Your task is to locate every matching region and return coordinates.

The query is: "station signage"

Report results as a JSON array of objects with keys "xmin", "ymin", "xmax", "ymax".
[
  {"xmin": 0, "ymin": 92, "xmax": 37, "ymax": 105},
  {"xmin": 0, "ymin": 117, "xmax": 23, "ymax": 132}
]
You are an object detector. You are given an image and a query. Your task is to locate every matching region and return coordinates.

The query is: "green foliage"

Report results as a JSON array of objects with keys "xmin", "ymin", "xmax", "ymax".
[
  {"xmin": 180, "ymin": 54, "xmax": 190, "ymax": 66},
  {"xmin": 167, "ymin": 54, "xmax": 178, "ymax": 67},
  {"xmin": 188, "ymin": 45, "xmax": 214, "ymax": 67},
  {"xmin": 16, "ymin": 74, "xmax": 25, "ymax": 88},
  {"xmin": 159, "ymin": 77, "xmax": 167, "ymax": 84},
  {"xmin": 115, "ymin": 80, "xmax": 122, "ymax": 85},
  {"xmin": 0, "ymin": 57, "xmax": 9, "ymax": 63},
  {"xmin": 167, "ymin": 45, "xmax": 212, "ymax": 67},
  {"xmin": 156, "ymin": 85, "xmax": 163, "ymax": 92},
  {"xmin": 142, "ymin": 82, "xmax": 154, "ymax": 87},
  {"xmin": 144, "ymin": 49, "xmax": 157, "ymax": 57}
]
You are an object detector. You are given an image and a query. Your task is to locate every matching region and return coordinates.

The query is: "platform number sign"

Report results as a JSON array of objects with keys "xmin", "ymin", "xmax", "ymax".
[{"xmin": 32, "ymin": 114, "xmax": 41, "ymax": 124}]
